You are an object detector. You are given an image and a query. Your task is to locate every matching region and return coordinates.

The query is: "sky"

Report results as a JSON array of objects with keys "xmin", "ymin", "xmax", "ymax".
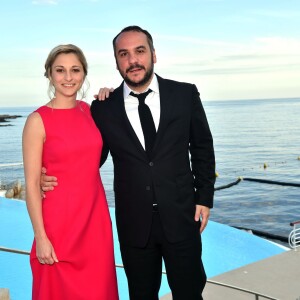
[{"xmin": 0, "ymin": 0, "xmax": 300, "ymax": 107}]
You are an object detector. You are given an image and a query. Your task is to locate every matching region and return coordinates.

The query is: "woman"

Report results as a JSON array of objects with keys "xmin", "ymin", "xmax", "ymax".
[{"xmin": 22, "ymin": 44, "xmax": 119, "ymax": 300}]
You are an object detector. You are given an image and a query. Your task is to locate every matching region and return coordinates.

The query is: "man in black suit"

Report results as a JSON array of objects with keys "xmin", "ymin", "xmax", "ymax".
[
  {"xmin": 43, "ymin": 26, "xmax": 215, "ymax": 300},
  {"xmin": 92, "ymin": 26, "xmax": 215, "ymax": 300}
]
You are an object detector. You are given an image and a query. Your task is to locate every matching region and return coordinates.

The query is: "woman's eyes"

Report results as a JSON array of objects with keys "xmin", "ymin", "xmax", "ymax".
[{"xmin": 55, "ymin": 68, "xmax": 81, "ymax": 73}]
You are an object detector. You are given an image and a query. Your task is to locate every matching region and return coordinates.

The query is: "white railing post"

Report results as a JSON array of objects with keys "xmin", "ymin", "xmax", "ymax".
[{"xmin": 289, "ymin": 221, "xmax": 300, "ymax": 250}]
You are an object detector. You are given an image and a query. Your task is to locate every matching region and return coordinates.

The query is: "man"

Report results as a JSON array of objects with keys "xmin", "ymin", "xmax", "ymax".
[{"xmin": 44, "ymin": 26, "xmax": 215, "ymax": 300}]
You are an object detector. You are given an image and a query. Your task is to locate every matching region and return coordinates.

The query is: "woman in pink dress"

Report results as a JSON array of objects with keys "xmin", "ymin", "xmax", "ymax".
[{"xmin": 22, "ymin": 44, "xmax": 119, "ymax": 300}]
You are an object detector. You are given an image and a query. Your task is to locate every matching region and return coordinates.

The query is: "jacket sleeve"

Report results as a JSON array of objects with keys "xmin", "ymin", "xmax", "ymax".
[
  {"xmin": 90, "ymin": 100, "xmax": 109, "ymax": 167},
  {"xmin": 189, "ymin": 85, "xmax": 215, "ymax": 208}
]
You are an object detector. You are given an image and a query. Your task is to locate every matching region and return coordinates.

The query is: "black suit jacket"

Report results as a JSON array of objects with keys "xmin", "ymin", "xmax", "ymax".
[{"xmin": 91, "ymin": 75, "xmax": 215, "ymax": 247}]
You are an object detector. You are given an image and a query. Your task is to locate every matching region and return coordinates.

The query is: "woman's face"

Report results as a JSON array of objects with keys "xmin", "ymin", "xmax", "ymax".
[{"xmin": 50, "ymin": 53, "xmax": 85, "ymax": 99}]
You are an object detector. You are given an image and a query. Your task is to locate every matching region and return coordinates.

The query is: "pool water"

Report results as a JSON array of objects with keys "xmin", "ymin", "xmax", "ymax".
[{"xmin": 0, "ymin": 197, "xmax": 286, "ymax": 299}]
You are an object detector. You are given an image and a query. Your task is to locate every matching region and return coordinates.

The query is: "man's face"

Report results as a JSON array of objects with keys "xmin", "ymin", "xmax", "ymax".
[{"xmin": 114, "ymin": 31, "xmax": 156, "ymax": 92}]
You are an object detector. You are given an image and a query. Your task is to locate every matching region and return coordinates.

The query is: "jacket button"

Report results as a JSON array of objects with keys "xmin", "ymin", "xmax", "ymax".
[
  {"xmin": 149, "ymin": 162, "xmax": 154, "ymax": 166},
  {"xmin": 146, "ymin": 186, "xmax": 151, "ymax": 191}
]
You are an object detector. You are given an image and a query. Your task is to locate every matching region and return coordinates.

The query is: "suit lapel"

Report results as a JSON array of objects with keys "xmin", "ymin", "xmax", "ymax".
[
  {"xmin": 114, "ymin": 83, "xmax": 148, "ymax": 158},
  {"xmin": 113, "ymin": 76, "xmax": 174, "ymax": 159},
  {"xmin": 152, "ymin": 75, "xmax": 174, "ymax": 154}
]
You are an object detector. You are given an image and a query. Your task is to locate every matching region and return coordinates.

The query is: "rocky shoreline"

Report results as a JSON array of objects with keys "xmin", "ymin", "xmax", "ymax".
[
  {"xmin": 0, "ymin": 114, "xmax": 22, "ymax": 126},
  {"xmin": 0, "ymin": 180, "xmax": 26, "ymax": 200}
]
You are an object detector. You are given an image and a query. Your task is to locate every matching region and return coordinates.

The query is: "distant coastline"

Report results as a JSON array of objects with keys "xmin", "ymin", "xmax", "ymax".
[
  {"xmin": 0, "ymin": 96, "xmax": 299, "ymax": 109},
  {"xmin": 0, "ymin": 114, "xmax": 22, "ymax": 126}
]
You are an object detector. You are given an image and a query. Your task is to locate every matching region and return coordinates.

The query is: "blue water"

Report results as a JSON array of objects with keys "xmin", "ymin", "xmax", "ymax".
[
  {"xmin": 0, "ymin": 197, "xmax": 286, "ymax": 300},
  {"xmin": 0, "ymin": 98, "xmax": 299, "ymax": 239}
]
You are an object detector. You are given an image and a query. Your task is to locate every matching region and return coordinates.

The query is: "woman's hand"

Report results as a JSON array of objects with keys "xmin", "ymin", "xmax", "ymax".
[
  {"xmin": 94, "ymin": 87, "xmax": 114, "ymax": 101},
  {"xmin": 36, "ymin": 236, "xmax": 59, "ymax": 265}
]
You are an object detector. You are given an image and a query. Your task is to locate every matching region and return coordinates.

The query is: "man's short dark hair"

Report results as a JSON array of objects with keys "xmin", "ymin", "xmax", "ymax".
[{"xmin": 113, "ymin": 25, "xmax": 155, "ymax": 56}]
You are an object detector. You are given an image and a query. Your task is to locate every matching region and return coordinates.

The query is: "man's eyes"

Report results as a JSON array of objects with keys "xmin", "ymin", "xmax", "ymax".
[{"xmin": 119, "ymin": 49, "xmax": 146, "ymax": 57}]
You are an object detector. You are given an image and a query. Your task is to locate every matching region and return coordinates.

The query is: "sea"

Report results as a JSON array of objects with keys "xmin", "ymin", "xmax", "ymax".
[{"xmin": 0, "ymin": 98, "xmax": 299, "ymax": 244}]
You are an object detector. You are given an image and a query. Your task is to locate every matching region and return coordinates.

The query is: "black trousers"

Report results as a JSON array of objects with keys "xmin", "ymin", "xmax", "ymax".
[{"xmin": 120, "ymin": 211, "xmax": 206, "ymax": 300}]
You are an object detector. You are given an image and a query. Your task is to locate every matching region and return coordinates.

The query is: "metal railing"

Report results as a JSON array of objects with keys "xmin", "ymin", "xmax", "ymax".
[
  {"xmin": 0, "ymin": 246, "xmax": 29, "ymax": 256},
  {"xmin": 161, "ymin": 270, "xmax": 280, "ymax": 299},
  {"xmin": 0, "ymin": 246, "xmax": 126, "ymax": 270},
  {"xmin": 289, "ymin": 220, "xmax": 300, "ymax": 250},
  {"xmin": 206, "ymin": 280, "xmax": 280, "ymax": 300},
  {"xmin": 1, "ymin": 245, "xmax": 280, "ymax": 299}
]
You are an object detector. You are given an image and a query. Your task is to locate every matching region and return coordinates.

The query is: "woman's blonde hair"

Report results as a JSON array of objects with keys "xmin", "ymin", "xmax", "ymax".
[{"xmin": 44, "ymin": 44, "xmax": 89, "ymax": 99}]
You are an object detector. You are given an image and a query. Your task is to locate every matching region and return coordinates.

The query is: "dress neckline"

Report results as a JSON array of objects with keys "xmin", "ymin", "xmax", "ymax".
[{"xmin": 44, "ymin": 100, "xmax": 80, "ymax": 110}]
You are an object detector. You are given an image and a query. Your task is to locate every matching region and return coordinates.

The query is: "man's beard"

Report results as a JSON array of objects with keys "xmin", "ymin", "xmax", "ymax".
[
  {"xmin": 124, "ymin": 64, "xmax": 154, "ymax": 88},
  {"xmin": 119, "ymin": 57, "xmax": 154, "ymax": 88}
]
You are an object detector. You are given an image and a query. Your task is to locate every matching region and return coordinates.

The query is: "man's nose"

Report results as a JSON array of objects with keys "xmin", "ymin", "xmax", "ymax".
[{"xmin": 128, "ymin": 53, "xmax": 138, "ymax": 64}]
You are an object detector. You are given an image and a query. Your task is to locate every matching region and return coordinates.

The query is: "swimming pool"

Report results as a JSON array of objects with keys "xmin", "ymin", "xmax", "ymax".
[{"xmin": 0, "ymin": 197, "xmax": 286, "ymax": 299}]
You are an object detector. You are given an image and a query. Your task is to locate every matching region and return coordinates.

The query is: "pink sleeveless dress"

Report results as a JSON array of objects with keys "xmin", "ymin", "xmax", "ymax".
[{"xmin": 30, "ymin": 101, "xmax": 119, "ymax": 300}]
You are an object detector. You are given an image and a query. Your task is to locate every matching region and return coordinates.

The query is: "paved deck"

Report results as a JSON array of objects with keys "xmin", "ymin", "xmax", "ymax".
[
  {"xmin": 0, "ymin": 289, "xmax": 9, "ymax": 300},
  {"xmin": 160, "ymin": 249, "xmax": 300, "ymax": 300}
]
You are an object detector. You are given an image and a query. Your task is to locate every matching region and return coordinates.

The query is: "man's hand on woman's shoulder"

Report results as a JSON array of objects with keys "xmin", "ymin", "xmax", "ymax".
[{"xmin": 94, "ymin": 87, "xmax": 114, "ymax": 101}]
